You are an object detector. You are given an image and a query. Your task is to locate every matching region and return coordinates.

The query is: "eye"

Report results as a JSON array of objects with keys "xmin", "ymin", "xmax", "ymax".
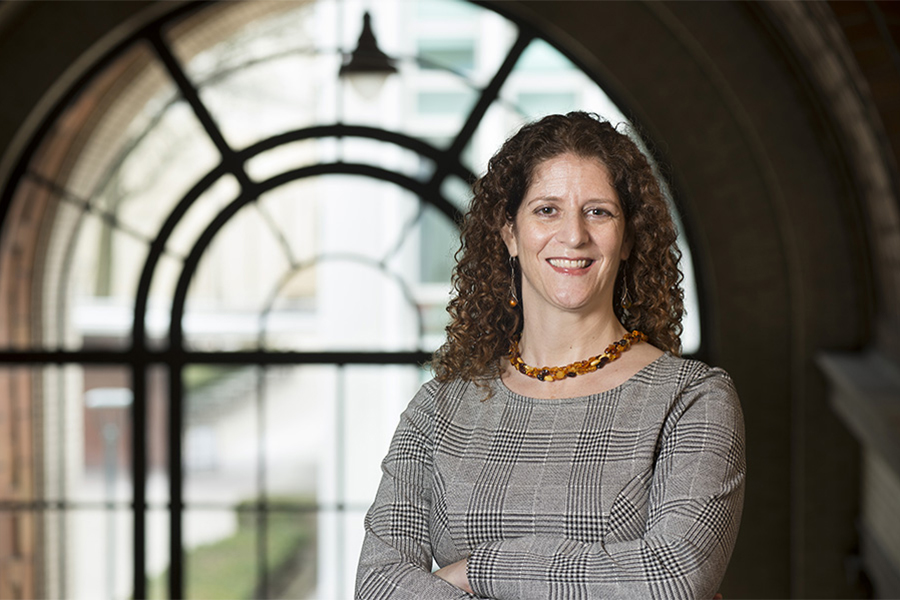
[
  {"xmin": 536, "ymin": 206, "xmax": 556, "ymax": 215},
  {"xmin": 587, "ymin": 207, "xmax": 613, "ymax": 217}
]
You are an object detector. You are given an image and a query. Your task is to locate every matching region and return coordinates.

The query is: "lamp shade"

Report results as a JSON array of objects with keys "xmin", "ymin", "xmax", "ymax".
[{"xmin": 339, "ymin": 12, "xmax": 397, "ymax": 98}]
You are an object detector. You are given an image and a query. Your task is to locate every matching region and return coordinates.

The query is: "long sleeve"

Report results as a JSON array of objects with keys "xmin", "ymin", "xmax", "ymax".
[
  {"xmin": 465, "ymin": 368, "xmax": 745, "ymax": 600},
  {"xmin": 356, "ymin": 381, "xmax": 476, "ymax": 600}
]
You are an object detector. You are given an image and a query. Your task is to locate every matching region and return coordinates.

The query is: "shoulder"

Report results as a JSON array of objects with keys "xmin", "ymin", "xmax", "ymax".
[
  {"xmin": 630, "ymin": 354, "xmax": 741, "ymax": 418},
  {"xmin": 646, "ymin": 354, "xmax": 743, "ymax": 432},
  {"xmin": 406, "ymin": 376, "xmax": 488, "ymax": 419},
  {"xmin": 639, "ymin": 353, "xmax": 736, "ymax": 395}
]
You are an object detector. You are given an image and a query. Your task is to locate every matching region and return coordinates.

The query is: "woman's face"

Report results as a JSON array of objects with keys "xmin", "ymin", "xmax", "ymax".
[{"xmin": 501, "ymin": 153, "xmax": 631, "ymax": 318}]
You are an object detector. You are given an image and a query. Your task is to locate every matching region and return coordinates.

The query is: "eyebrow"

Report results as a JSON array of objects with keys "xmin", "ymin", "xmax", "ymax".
[{"xmin": 522, "ymin": 195, "xmax": 620, "ymax": 208}]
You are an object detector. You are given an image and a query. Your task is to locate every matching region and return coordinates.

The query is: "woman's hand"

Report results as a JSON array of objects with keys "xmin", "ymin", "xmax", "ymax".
[{"xmin": 434, "ymin": 558, "xmax": 473, "ymax": 594}]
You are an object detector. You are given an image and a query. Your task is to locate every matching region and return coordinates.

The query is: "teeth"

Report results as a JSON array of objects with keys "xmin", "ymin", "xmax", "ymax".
[{"xmin": 549, "ymin": 258, "xmax": 591, "ymax": 269}]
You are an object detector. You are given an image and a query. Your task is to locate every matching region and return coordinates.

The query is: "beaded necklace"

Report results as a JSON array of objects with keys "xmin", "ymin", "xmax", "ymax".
[{"xmin": 508, "ymin": 330, "xmax": 648, "ymax": 382}]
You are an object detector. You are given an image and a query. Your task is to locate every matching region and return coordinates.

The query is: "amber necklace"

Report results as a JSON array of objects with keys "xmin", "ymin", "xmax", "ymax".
[{"xmin": 508, "ymin": 330, "xmax": 648, "ymax": 382}]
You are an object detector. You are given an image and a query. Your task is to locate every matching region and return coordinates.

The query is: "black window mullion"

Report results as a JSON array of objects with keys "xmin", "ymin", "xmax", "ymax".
[
  {"xmin": 335, "ymin": 364, "xmax": 347, "ymax": 600},
  {"xmin": 167, "ymin": 361, "xmax": 184, "ymax": 600},
  {"xmin": 133, "ymin": 166, "xmax": 228, "ymax": 349},
  {"xmin": 131, "ymin": 364, "xmax": 147, "ymax": 600},
  {"xmin": 430, "ymin": 29, "xmax": 534, "ymax": 194},
  {"xmin": 145, "ymin": 28, "xmax": 254, "ymax": 190},
  {"xmin": 0, "ymin": 350, "xmax": 434, "ymax": 365},
  {"xmin": 256, "ymin": 365, "xmax": 269, "ymax": 598}
]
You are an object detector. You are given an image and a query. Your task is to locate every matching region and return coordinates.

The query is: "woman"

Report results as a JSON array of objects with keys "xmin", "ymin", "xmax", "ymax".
[{"xmin": 356, "ymin": 112, "xmax": 745, "ymax": 599}]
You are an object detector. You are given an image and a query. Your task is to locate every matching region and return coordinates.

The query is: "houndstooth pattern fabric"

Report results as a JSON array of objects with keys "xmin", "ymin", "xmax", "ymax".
[{"xmin": 356, "ymin": 353, "xmax": 745, "ymax": 600}]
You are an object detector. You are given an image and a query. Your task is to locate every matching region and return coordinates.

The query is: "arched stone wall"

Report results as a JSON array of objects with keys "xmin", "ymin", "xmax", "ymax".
[{"xmin": 1, "ymin": 1, "xmax": 896, "ymax": 598}]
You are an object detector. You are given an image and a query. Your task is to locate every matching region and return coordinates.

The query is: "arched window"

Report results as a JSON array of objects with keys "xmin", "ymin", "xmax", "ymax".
[{"xmin": 0, "ymin": 1, "xmax": 700, "ymax": 598}]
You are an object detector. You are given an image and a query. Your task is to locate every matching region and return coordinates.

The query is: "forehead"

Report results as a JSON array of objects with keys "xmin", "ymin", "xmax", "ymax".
[{"xmin": 525, "ymin": 153, "xmax": 616, "ymax": 196}]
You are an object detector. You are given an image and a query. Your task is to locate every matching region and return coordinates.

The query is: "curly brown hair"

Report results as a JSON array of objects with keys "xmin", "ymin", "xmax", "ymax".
[{"xmin": 432, "ymin": 112, "xmax": 684, "ymax": 383}]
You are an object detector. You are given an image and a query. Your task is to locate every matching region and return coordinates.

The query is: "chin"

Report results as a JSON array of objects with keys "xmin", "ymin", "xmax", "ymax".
[{"xmin": 551, "ymin": 296, "xmax": 601, "ymax": 313}]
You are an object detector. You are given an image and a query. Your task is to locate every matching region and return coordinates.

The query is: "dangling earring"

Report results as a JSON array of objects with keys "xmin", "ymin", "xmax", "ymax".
[
  {"xmin": 620, "ymin": 263, "xmax": 632, "ymax": 313},
  {"xmin": 508, "ymin": 256, "xmax": 519, "ymax": 307}
]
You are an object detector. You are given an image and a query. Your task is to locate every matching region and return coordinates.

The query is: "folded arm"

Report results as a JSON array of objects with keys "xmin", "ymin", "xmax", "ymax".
[
  {"xmin": 356, "ymin": 383, "xmax": 478, "ymax": 600},
  {"xmin": 465, "ymin": 373, "xmax": 745, "ymax": 600}
]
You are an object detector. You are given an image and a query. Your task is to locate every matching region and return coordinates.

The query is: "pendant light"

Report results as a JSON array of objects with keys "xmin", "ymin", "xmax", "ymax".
[{"xmin": 339, "ymin": 12, "xmax": 398, "ymax": 99}]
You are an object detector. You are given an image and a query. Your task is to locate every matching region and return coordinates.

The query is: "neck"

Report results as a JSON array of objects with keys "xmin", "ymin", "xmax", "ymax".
[{"xmin": 516, "ymin": 307, "xmax": 627, "ymax": 367}]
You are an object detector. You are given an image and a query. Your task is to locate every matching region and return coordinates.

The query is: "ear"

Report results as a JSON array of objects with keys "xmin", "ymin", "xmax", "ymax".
[{"xmin": 501, "ymin": 220, "xmax": 518, "ymax": 257}]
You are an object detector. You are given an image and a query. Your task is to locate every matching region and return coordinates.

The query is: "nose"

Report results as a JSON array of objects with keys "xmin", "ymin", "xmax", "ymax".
[{"xmin": 558, "ymin": 212, "xmax": 589, "ymax": 247}]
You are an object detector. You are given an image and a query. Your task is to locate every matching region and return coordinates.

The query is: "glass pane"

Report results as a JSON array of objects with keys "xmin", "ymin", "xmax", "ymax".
[
  {"xmin": 38, "ymin": 47, "xmax": 180, "ymax": 199},
  {"xmin": 87, "ymin": 98, "xmax": 220, "ymax": 244},
  {"xmin": 245, "ymin": 139, "xmax": 324, "ymax": 183},
  {"xmin": 516, "ymin": 38, "xmax": 578, "ymax": 73},
  {"xmin": 316, "ymin": 510, "xmax": 362, "ymax": 600},
  {"xmin": 418, "ymin": 37, "xmax": 476, "ymax": 73},
  {"xmin": 516, "ymin": 91, "xmax": 579, "ymax": 116},
  {"xmin": 43, "ymin": 509, "xmax": 64, "ymax": 599},
  {"xmin": 256, "ymin": 180, "xmax": 318, "ymax": 268},
  {"xmin": 146, "ymin": 364, "xmax": 171, "ymax": 598},
  {"xmin": 338, "ymin": 137, "xmax": 435, "ymax": 183},
  {"xmin": 183, "ymin": 508, "xmax": 256, "ymax": 600},
  {"xmin": 384, "ymin": 204, "xmax": 456, "ymax": 351},
  {"xmin": 440, "ymin": 174, "xmax": 472, "ymax": 213},
  {"xmin": 341, "ymin": 366, "xmax": 424, "ymax": 507},
  {"xmin": 32, "ymin": 186, "xmax": 81, "ymax": 350},
  {"xmin": 182, "ymin": 202, "xmax": 293, "ymax": 348},
  {"xmin": 67, "ymin": 509, "xmax": 134, "ymax": 600},
  {"xmin": 415, "ymin": 90, "xmax": 476, "ymax": 115},
  {"xmin": 177, "ymin": 366, "xmax": 427, "ymax": 600},
  {"xmin": 260, "ymin": 366, "xmax": 326, "ymax": 501},
  {"xmin": 180, "ymin": 505, "xmax": 317, "ymax": 600},
  {"xmin": 407, "ymin": 0, "xmax": 517, "ymax": 88},
  {"xmin": 147, "ymin": 508, "xmax": 170, "ymax": 600},
  {"xmin": 184, "ymin": 365, "xmax": 258, "ymax": 504},
  {"xmin": 166, "ymin": 1, "xmax": 322, "ymax": 150},
  {"xmin": 265, "ymin": 508, "xmax": 318, "ymax": 599},
  {"xmin": 417, "ymin": 204, "xmax": 457, "ymax": 284},
  {"xmin": 145, "ymin": 173, "xmax": 239, "ymax": 348},
  {"xmin": 264, "ymin": 258, "xmax": 421, "ymax": 351},
  {"xmin": 147, "ymin": 365, "xmax": 170, "ymax": 506},
  {"xmin": 315, "ymin": 176, "xmax": 420, "ymax": 259},
  {"xmin": 415, "ymin": 0, "xmax": 481, "ymax": 24},
  {"xmin": 81, "ymin": 369, "xmax": 134, "ymax": 505},
  {"xmin": 68, "ymin": 220, "xmax": 150, "ymax": 350}
]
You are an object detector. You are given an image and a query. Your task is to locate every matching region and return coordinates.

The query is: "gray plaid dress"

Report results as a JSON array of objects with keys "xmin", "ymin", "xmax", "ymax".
[{"xmin": 356, "ymin": 353, "xmax": 745, "ymax": 599}]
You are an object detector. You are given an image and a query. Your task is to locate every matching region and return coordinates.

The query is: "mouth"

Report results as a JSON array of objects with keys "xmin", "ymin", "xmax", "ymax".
[{"xmin": 547, "ymin": 258, "xmax": 594, "ymax": 269}]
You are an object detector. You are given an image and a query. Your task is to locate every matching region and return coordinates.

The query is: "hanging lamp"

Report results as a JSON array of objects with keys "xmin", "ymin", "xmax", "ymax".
[{"xmin": 339, "ymin": 12, "xmax": 397, "ymax": 98}]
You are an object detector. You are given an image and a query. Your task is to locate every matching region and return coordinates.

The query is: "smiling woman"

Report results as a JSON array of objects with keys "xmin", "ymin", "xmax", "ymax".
[{"xmin": 356, "ymin": 113, "xmax": 744, "ymax": 599}]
